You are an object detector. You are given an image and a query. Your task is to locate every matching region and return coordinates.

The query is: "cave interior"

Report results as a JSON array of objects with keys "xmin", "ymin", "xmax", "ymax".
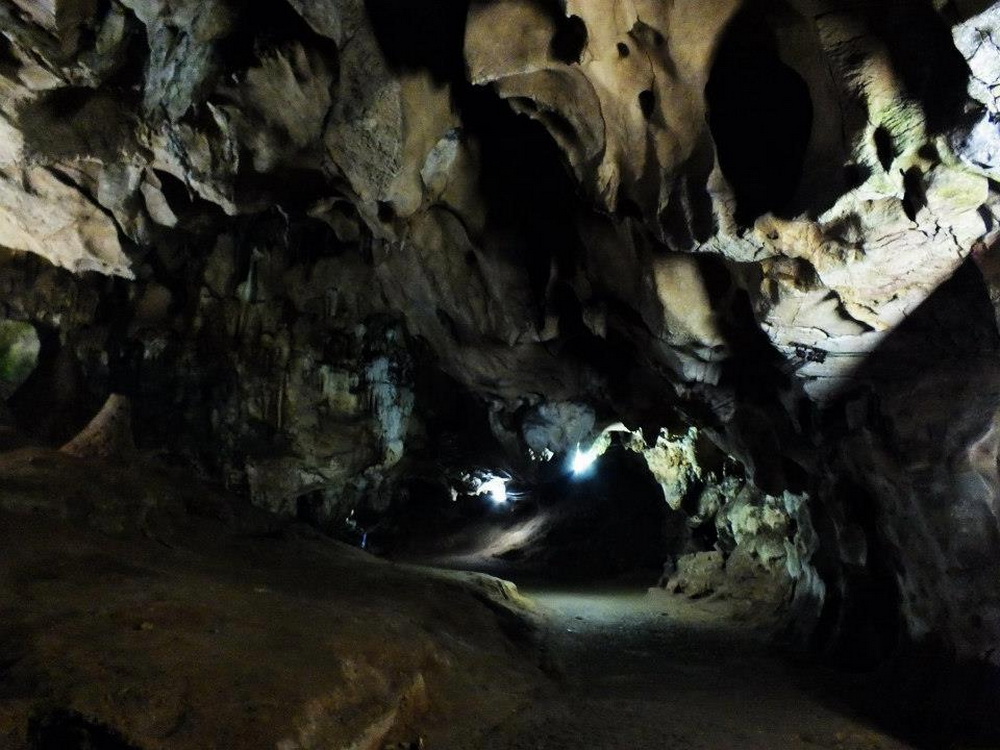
[{"xmin": 1, "ymin": 0, "xmax": 1000, "ymax": 748}]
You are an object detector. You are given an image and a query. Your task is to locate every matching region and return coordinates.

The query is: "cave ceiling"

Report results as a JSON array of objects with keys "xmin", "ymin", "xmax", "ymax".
[
  {"xmin": 2, "ymin": 0, "xmax": 998, "ymax": 400},
  {"xmin": 0, "ymin": 0, "xmax": 997, "ymax": 491}
]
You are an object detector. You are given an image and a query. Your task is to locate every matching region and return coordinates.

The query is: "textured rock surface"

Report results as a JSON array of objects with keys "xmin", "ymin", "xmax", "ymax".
[
  {"xmin": 0, "ymin": 0, "xmax": 999, "ymax": 708},
  {"xmin": 0, "ymin": 449, "xmax": 544, "ymax": 749}
]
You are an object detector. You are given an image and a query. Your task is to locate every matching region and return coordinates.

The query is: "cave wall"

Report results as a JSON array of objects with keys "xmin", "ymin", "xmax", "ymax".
[{"xmin": 0, "ymin": 0, "xmax": 999, "ymax": 668}]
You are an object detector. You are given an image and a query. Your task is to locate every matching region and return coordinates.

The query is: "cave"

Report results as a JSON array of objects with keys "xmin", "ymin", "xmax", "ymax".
[{"xmin": 1, "ymin": 1, "xmax": 1000, "ymax": 748}]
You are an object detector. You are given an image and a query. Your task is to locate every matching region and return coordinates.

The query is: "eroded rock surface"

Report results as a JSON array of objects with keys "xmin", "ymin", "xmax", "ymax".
[{"xmin": 0, "ymin": 0, "xmax": 999, "ymax": 721}]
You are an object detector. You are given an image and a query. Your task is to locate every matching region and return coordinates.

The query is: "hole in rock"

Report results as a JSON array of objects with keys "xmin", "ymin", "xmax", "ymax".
[
  {"xmin": 638, "ymin": 89, "xmax": 655, "ymax": 120},
  {"xmin": 901, "ymin": 166, "xmax": 926, "ymax": 221},
  {"xmin": 39, "ymin": 87, "xmax": 93, "ymax": 120},
  {"xmin": 376, "ymin": 200, "xmax": 395, "ymax": 223},
  {"xmin": 706, "ymin": 2, "xmax": 813, "ymax": 225},
  {"xmin": 873, "ymin": 125, "xmax": 896, "ymax": 172},
  {"xmin": 550, "ymin": 14, "xmax": 587, "ymax": 65},
  {"xmin": 151, "ymin": 169, "xmax": 193, "ymax": 214}
]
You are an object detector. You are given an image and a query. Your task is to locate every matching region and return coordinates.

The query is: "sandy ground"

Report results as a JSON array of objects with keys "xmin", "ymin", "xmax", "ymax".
[{"xmin": 478, "ymin": 588, "xmax": 920, "ymax": 750}]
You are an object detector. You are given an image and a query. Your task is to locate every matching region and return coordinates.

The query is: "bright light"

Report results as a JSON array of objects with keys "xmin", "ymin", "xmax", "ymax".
[
  {"xmin": 478, "ymin": 475, "xmax": 509, "ymax": 504},
  {"xmin": 571, "ymin": 445, "xmax": 598, "ymax": 475}
]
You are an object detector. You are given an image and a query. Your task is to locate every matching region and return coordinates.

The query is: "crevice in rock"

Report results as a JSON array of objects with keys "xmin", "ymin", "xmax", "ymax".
[
  {"xmin": 901, "ymin": 166, "xmax": 927, "ymax": 221},
  {"xmin": 638, "ymin": 89, "xmax": 655, "ymax": 120},
  {"xmin": 873, "ymin": 124, "xmax": 896, "ymax": 172}
]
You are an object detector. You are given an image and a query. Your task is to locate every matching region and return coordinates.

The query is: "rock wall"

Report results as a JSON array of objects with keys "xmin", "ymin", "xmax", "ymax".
[{"xmin": 1, "ymin": 0, "xmax": 999, "ymax": 670}]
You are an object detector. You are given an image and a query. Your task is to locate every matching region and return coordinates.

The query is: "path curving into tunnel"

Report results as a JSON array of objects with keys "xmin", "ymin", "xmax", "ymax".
[{"xmin": 482, "ymin": 587, "xmax": 914, "ymax": 750}]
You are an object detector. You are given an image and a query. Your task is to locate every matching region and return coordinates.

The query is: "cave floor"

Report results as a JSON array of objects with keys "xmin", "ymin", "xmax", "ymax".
[
  {"xmin": 0, "ymin": 449, "xmax": 548, "ymax": 750},
  {"xmin": 477, "ymin": 586, "xmax": 918, "ymax": 750},
  {"xmin": 0, "ymin": 449, "xmax": 944, "ymax": 750}
]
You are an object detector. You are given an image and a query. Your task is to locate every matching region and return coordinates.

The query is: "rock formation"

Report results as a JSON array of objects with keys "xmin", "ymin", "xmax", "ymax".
[{"xmin": 1, "ymin": 0, "xmax": 1000, "ymax": 738}]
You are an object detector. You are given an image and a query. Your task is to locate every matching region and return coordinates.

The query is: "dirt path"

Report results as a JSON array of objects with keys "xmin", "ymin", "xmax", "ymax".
[{"xmin": 481, "ymin": 588, "xmax": 916, "ymax": 750}]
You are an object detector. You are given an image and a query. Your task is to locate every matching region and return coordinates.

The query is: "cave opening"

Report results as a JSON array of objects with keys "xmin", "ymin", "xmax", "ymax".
[
  {"xmin": 6, "ymin": 322, "xmax": 101, "ymax": 446},
  {"xmin": 376, "ymin": 442, "xmax": 677, "ymax": 586},
  {"xmin": 0, "ymin": 318, "xmax": 40, "ymax": 449},
  {"xmin": 705, "ymin": 2, "xmax": 813, "ymax": 225}
]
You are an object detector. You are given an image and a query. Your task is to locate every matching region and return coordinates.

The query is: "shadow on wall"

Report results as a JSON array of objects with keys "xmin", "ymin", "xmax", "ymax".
[
  {"xmin": 815, "ymin": 257, "xmax": 1000, "ymax": 747},
  {"xmin": 706, "ymin": 0, "xmax": 973, "ymax": 225},
  {"xmin": 865, "ymin": 0, "xmax": 971, "ymax": 135},
  {"xmin": 706, "ymin": 1, "xmax": 813, "ymax": 226}
]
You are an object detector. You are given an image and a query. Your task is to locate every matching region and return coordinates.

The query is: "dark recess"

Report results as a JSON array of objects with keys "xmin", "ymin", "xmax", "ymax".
[
  {"xmin": 364, "ymin": 0, "xmax": 470, "ymax": 83},
  {"xmin": 550, "ymin": 14, "xmax": 588, "ymax": 64},
  {"xmin": 217, "ymin": 0, "xmax": 341, "ymax": 76},
  {"xmin": 900, "ymin": 166, "xmax": 926, "ymax": 221},
  {"xmin": 873, "ymin": 125, "xmax": 896, "ymax": 172},
  {"xmin": 457, "ymin": 85, "xmax": 583, "ymax": 324},
  {"xmin": 638, "ymin": 89, "xmax": 656, "ymax": 120},
  {"xmin": 365, "ymin": 0, "xmax": 587, "ymax": 323},
  {"xmin": 29, "ymin": 709, "xmax": 140, "ymax": 750},
  {"xmin": 705, "ymin": 3, "xmax": 813, "ymax": 225},
  {"xmin": 810, "ymin": 478, "xmax": 903, "ymax": 671},
  {"xmin": 866, "ymin": 0, "xmax": 971, "ymax": 135},
  {"xmin": 9, "ymin": 324, "xmax": 98, "ymax": 445}
]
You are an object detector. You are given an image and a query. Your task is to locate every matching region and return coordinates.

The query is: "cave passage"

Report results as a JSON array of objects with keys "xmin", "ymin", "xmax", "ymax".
[
  {"xmin": 2, "ymin": 0, "xmax": 1000, "ymax": 746},
  {"xmin": 378, "ymin": 445, "xmax": 676, "ymax": 586},
  {"xmin": 482, "ymin": 588, "xmax": 917, "ymax": 749},
  {"xmin": 0, "ymin": 319, "xmax": 39, "ymax": 399}
]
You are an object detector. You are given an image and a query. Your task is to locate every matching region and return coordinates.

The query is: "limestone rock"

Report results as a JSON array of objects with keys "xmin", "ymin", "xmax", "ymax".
[
  {"xmin": 60, "ymin": 393, "xmax": 136, "ymax": 459},
  {"xmin": 0, "ymin": 164, "xmax": 133, "ymax": 277},
  {"xmin": 0, "ymin": 0, "xmax": 998, "ymax": 676},
  {"xmin": 521, "ymin": 401, "xmax": 596, "ymax": 456}
]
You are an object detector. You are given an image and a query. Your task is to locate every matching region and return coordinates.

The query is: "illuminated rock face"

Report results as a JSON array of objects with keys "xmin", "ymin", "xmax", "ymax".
[{"xmin": 1, "ymin": 0, "xmax": 1000, "ymax": 663}]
